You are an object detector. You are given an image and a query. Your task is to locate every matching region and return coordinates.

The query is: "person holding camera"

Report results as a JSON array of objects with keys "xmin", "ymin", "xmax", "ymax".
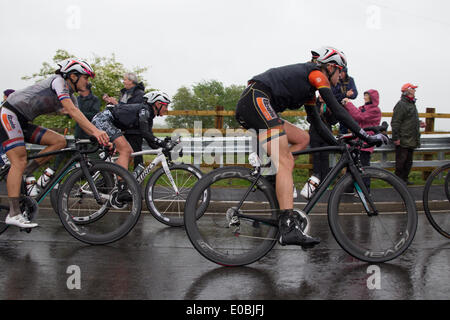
[{"xmin": 103, "ymin": 72, "xmax": 146, "ymax": 170}]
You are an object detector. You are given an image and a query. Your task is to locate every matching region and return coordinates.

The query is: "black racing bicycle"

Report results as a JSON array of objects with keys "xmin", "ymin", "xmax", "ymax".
[
  {"xmin": 49, "ymin": 137, "xmax": 209, "ymax": 227},
  {"xmin": 422, "ymin": 163, "xmax": 450, "ymax": 238},
  {"xmin": 0, "ymin": 138, "xmax": 142, "ymax": 245},
  {"xmin": 184, "ymin": 122, "xmax": 418, "ymax": 266}
]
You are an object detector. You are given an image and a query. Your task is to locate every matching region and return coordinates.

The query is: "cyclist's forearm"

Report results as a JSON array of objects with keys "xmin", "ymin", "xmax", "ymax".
[
  {"xmin": 143, "ymin": 133, "xmax": 164, "ymax": 149},
  {"xmin": 318, "ymin": 87, "xmax": 366, "ymax": 139},
  {"xmin": 62, "ymin": 101, "xmax": 98, "ymax": 135},
  {"xmin": 305, "ymin": 105, "xmax": 338, "ymax": 146}
]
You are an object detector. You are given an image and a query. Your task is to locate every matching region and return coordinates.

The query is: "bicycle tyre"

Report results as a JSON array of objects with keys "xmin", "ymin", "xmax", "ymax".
[
  {"xmin": 423, "ymin": 163, "xmax": 450, "ymax": 238},
  {"xmin": 328, "ymin": 167, "xmax": 417, "ymax": 263},
  {"xmin": 145, "ymin": 163, "xmax": 209, "ymax": 227},
  {"xmin": 57, "ymin": 162, "xmax": 142, "ymax": 245},
  {"xmin": 184, "ymin": 166, "xmax": 279, "ymax": 267}
]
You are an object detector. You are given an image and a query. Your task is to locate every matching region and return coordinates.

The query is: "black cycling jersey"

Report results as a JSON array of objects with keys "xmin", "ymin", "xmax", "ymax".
[
  {"xmin": 109, "ymin": 103, "xmax": 165, "ymax": 149},
  {"xmin": 237, "ymin": 62, "xmax": 368, "ymax": 144},
  {"xmin": 250, "ymin": 62, "xmax": 319, "ymax": 112}
]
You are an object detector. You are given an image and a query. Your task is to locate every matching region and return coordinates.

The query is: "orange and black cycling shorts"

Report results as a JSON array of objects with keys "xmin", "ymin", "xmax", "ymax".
[{"xmin": 235, "ymin": 81, "xmax": 285, "ymax": 145}]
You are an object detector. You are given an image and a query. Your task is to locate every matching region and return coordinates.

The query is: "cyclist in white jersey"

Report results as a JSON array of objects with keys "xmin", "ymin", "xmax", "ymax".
[{"xmin": 1, "ymin": 59, "xmax": 109, "ymax": 228}]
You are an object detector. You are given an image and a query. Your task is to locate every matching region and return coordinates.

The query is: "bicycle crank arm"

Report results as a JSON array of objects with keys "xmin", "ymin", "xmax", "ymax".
[
  {"xmin": 236, "ymin": 213, "xmax": 278, "ymax": 227},
  {"xmin": 232, "ymin": 232, "xmax": 277, "ymax": 241},
  {"xmin": 80, "ymin": 190, "xmax": 110, "ymax": 202}
]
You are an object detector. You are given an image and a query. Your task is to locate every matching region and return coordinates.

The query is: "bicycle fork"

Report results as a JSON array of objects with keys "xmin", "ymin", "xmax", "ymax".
[
  {"xmin": 348, "ymin": 162, "xmax": 379, "ymax": 216},
  {"xmin": 161, "ymin": 158, "xmax": 180, "ymax": 195},
  {"xmin": 79, "ymin": 159, "xmax": 103, "ymax": 205}
]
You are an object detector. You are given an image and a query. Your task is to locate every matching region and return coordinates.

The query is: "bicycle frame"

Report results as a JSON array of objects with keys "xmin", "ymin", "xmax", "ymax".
[
  {"xmin": 110, "ymin": 148, "xmax": 181, "ymax": 193},
  {"xmin": 234, "ymin": 144, "xmax": 379, "ymax": 227}
]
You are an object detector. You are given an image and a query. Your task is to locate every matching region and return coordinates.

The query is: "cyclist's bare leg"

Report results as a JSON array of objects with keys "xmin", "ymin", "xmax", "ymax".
[
  {"xmin": 5, "ymin": 146, "xmax": 27, "ymax": 198},
  {"xmin": 262, "ymin": 131, "xmax": 294, "ymax": 210},
  {"xmin": 112, "ymin": 136, "xmax": 133, "ymax": 170},
  {"xmin": 4, "ymin": 146, "xmax": 39, "ymax": 226},
  {"xmin": 34, "ymin": 130, "xmax": 67, "ymax": 165},
  {"xmin": 283, "ymin": 120, "xmax": 310, "ymax": 155}
]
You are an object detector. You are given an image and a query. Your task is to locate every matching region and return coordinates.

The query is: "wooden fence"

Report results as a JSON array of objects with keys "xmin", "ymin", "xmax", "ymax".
[
  {"xmin": 154, "ymin": 107, "xmax": 448, "ymax": 134},
  {"xmin": 152, "ymin": 107, "xmax": 450, "ymax": 178}
]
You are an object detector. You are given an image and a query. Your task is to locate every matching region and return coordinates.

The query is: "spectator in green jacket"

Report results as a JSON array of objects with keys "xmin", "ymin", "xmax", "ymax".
[
  {"xmin": 75, "ymin": 83, "xmax": 101, "ymax": 139},
  {"xmin": 391, "ymin": 83, "xmax": 426, "ymax": 185},
  {"xmin": 50, "ymin": 84, "xmax": 101, "ymax": 172}
]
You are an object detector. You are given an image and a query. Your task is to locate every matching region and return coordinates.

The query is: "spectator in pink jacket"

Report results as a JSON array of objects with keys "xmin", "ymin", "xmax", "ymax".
[{"xmin": 342, "ymin": 89, "xmax": 382, "ymax": 191}]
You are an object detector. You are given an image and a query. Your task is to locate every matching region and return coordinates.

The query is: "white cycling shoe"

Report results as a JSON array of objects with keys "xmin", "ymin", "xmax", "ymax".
[{"xmin": 5, "ymin": 214, "xmax": 38, "ymax": 228}]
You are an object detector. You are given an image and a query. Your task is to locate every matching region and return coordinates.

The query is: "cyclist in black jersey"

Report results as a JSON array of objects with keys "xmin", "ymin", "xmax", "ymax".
[
  {"xmin": 235, "ymin": 46, "xmax": 388, "ymax": 248},
  {"xmin": 0, "ymin": 59, "xmax": 109, "ymax": 228},
  {"xmin": 92, "ymin": 91, "xmax": 173, "ymax": 202}
]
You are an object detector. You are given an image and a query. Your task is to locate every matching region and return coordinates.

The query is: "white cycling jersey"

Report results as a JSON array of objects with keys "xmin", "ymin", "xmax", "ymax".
[{"xmin": 5, "ymin": 75, "xmax": 78, "ymax": 121}]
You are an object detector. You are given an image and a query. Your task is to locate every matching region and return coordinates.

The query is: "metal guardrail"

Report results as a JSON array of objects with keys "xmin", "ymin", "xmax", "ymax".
[{"xmin": 26, "ymin": 134, "xmax": 450, "ymax": 169}]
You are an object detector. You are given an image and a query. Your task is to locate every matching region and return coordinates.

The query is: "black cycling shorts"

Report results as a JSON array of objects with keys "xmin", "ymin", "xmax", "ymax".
[{"xmin": 235, "ymin": 82, "xmax": 285, "ymax": 144}]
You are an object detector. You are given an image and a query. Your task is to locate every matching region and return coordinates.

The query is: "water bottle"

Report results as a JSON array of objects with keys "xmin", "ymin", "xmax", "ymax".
[
  {"xmin": 300, "ymin": 175, "xmax": 320, "ymax": 200},
  {"xmin": 133, "ymin": 163, "xmax": 145, "ymax": 179},
  {"xmin": 26, "ymin": 176, "xmax": 39, "ymax": 197},
  {"xmin": 0, "ymin": 145, "xmax": 9, "ymax": 167},
  {"xmin": 37, "ymin": 167, "xmax": 55, "ymax": 188}
]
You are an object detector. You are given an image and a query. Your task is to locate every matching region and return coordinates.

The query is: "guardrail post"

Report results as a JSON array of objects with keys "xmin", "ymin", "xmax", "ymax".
[
  {"xmin": 423, "ymin": 107, "xmax": 435, "ymax": 180},
  {"xmin": 215, "ymin": 105, "xmax": 224, "ymax": 130}
]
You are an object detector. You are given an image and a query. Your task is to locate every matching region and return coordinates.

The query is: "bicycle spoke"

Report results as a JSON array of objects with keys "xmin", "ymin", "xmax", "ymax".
[{"xmin": 146, "ymin": 165, "xmax": 205, "ymax": 227}]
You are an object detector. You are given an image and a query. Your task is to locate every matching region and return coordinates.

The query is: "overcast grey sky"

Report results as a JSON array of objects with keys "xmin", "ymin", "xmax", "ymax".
[{"xmin": 1, "ymin": 0, "xmax": 450, "ymax": 128}]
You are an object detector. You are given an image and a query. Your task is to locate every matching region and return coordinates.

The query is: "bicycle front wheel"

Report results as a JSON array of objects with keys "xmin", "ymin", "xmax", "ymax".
[
  {"xmin": 184, "ymin": 166, "xmax": 279, "ymax": 267},
  {"xmin": 423, "ymin": 163, "xmax": 450, "ymax": 238},
  {"xmin": 57, "ymin": 162, "xmax": 142, "ymax": 245},
  {"xmin": 328, "ymin": 167, "xmax": 417, "ymax": 263},
  {"xmin": 145, "ymin": 164, "xmax": 209, "ymax": 227}
]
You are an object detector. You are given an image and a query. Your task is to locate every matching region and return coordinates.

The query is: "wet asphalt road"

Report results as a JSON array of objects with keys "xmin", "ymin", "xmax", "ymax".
[{"xmin": 0, "ymin": 203, "xmax": 448, "ymax": 300}]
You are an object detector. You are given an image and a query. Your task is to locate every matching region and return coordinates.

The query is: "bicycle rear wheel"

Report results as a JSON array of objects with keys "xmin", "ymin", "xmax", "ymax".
[
  {"xmin": 184, "ymin": 167, "xmax": 279, "ymax": 267},
  {"xmin": 57, "ymin": 162, "xmax": 142, "ymax": 245},
  {"xmin": 145, "ymin": 163, "xmax": 209, "ymax": 227},
  {"xmin": 328, "ymin": 167, "xmax": 417, "ymax": 263},
  {"xmin": 423, "ymin": 163, "xmax": 450, "ymax": 238}
]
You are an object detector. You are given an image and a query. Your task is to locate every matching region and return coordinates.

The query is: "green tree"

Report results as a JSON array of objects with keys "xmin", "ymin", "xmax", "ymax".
[
  {"xmin": 167, "ymin": 80, "xmax": 245, "ymax": 129},
  {"xmin": 167, "ymin": 79, "xmax": 308, "ymax": 130},
  {"xmin": 22, "ymin": 49, "xmax": 148, "ymax": 131}
]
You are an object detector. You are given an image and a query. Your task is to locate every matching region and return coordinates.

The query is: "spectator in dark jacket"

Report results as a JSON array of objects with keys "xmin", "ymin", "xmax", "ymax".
[
  {"xmin": 333, "ymin": 67, "xmax": 358, "ymax": 134},
  {"xmin": 50, "ymin": 84, "xmax": 101, "ymax": 171},
  {"xmin": 103, "ymin": 73, "xmax": 146, "ymax": 169},
  {"xmin": 308, "ymin": 95, "xmax": 338, "ymax": 181},
  {"xmin": 75, "ymin": 84, "xmax": 101, "ymax": 139},
  {"xmin": 391, "ymin": 83, "xmax": 426, "ymax": 185}
]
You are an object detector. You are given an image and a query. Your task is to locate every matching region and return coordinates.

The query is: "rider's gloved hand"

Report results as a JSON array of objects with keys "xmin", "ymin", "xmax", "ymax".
[
  {"xmin": 163, "ymin": 140, "xmax": 176, "ymax": 152},
  {"xmin": 363, "ymin": 132, "xmax": 390, "ymax": 147}
]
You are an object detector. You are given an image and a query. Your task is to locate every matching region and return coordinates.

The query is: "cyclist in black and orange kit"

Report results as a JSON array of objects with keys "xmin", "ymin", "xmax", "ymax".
[{"xmin": 235, "ymin": 46, "xmax": 388, "ymax": 248}]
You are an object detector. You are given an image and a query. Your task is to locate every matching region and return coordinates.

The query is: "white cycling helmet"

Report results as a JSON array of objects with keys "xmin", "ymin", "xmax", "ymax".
[
  {"xmin": 57, "ymin": 58, "xmax": 96, "ymax": 78},
  {"xmin": 144, "ymin": 91, "xmax": 171, "ymax": 105},
  {"xmin": 311, "ymin": 46, "xmax": 347, "ymax": 69}
]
